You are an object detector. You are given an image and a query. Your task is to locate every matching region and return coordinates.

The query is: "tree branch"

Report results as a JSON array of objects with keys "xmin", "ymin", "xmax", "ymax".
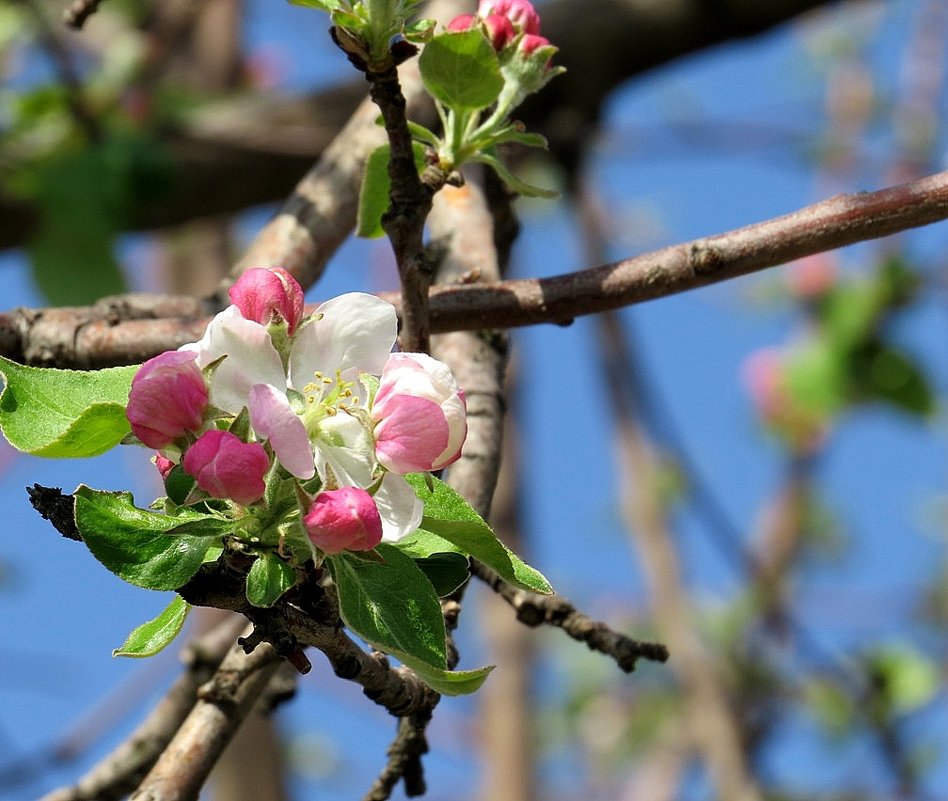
[
  {"xmin": 5, "ymin": 168, "xmax": 948, "ymax": 367},
  {"xmin": 127, "ymin": 638, "xmax": 284, "ymax": 801},
  {"xmin": 38, "ymin": 617, "xmax": 248, "ymax": 801}
]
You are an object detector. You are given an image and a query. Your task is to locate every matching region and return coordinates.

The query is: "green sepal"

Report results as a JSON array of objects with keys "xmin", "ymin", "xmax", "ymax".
[
  {"xmin": 246, "ymin": 552, "xmax": 297, "ymax": 607},
  {"xmin": 404, "ymin": 474, "xmax": 553, "ymax": 594},
  {"xmin": 418, "ymin": 29, "xmax": 504, "ymax": 111},
  {"xmin": 287, "ymin": 0, "xmax": 343, "ymax": 10},
  {"xmin": 0, "ymin": 357, "xmax": 138, "ymax": 457},
  {"xmin": 74, "ymin": 486, "xmax": 224, "ymax": 591},
  {"xmin": 113, "ymin": 595, "xmax": 190, "ymax": 658}
]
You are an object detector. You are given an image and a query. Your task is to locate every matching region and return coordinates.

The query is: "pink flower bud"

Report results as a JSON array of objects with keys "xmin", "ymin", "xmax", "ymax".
[
  {"xmin": 228, "ymin": 267, "xmax": 305, "ymax": 335},
  {"xmin": 126, "ymin": 351, "xmax": 208, "ymax": 449},
  {"xmin": 478, "ymin": 0, "xmax": 540, "ymax": 35},
  {"xmin": 447, "ymin": 13, "xmax": 477, "ymax": 31},
  {"xmin": 518, "ymin": 33, "xmax": 550, "ymax": 55},
  {"xmin": 483, "ymin": 14, "xmax": 515, "ymax": 50},
  {"xmin": 447, "ymin": 13, "xmax": 514, "ymax": 50},
  {"xmin": 373, "ymin": 353, "xmax": 467, "ymax": 474},
  {"xmin": 182, "ymin": 429, "xmax": 269, "ymax": 505},
  {"xmin": 154, "ymin": 453, "xmax": 176, "ymax": 479},
  {"xmin": 304, "ymin": 487, "xmax": 383, "ymax": 554}
]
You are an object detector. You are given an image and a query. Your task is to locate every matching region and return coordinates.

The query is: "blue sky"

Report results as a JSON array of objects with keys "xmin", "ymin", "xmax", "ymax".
[{"xmin": 1, "ymin": 1, "xmax": 946, "ymax": 798}]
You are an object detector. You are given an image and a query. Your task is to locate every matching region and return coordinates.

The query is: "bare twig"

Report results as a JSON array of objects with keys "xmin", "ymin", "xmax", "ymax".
[
  {"xmin": 62, "ymin": 0, "xmax": 104, "ymax": 29},
  {"xmin": 469, "ymin": 559, "xmax": 668, "ymax": 671},
  {"xmin": 365, "ymin": 63, "xmax": 436, "ymax": 353},
  {"xmin": 20, "ymin": 0, "xmax": 100, "ymax": 141},
  {"xmin": 7, "ymin": 168, "xmax": 948, "ymax": 367}
]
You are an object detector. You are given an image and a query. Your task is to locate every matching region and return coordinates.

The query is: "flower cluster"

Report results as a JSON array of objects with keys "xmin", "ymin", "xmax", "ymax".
[
  {"xmin": 126, "ymin": 268, "xmax": 466, "ymax": 556},
  {"xmin": 448, "ymin": 0, "xmax": 551, "ymax": 61}
]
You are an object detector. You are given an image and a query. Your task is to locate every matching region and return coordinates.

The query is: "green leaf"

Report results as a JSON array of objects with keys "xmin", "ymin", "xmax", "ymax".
[
  {"xmin": 288, "ymin": 0, "xmax": 341, "ymax": 10},
  {"xmin": 404, "ymin": 474, "xmax": 553, "ymax": 594},
  {"xmin": 418, "ymin": 30, "xmax": 503, "ymax": 111},
  {"xmin": 357, "ymin": 142, "xmax": 427, "ymax": 238},
  {"xmin": 332, "ymin": 544, "xmax": 447, "ymax": 669},
  {"xmin": 164, "ymin": 464, "xmax": 196, "ymax": 506},
  {"xmin": 407, "ymin": 120, "xmax": 441, "ymax": 147},
  {"xmin": 784, "ymin": 340, "xmax": 847, "ymax": 417},
  {"xmin": 853, "ymin": 344, "xmax": 934, "ymax": 417},
  {"xmin": 113, "ymin": 595, "xmax": 190, "ymax": 658},
  {"xmin": 246, "ymin": 553, "xmax": 297, "ymax": 607},
  {"xmin": 397, "ymin": 653, "xmax": 493, "ymax": 696},
  {"xmin": 75, "ymin": 486, "xmax": 221, "ymax": 591},
  {"xmin": 0, "ymin": 357, "xmax": 138, "ymax": 457},
  {"xmin": 491, "ymin": 127, "xmax": 549, "ymax": 149},
  {"xmin": 474, "ymin": 152, "xmax": 558, "ymax": 198},
  {"xmin": 414, "ymin": 552, "xmax": 470, "ymax": 596},
  {"xmin": 868, "ymin": 645, "xmax": 940, "ymax": 715}
]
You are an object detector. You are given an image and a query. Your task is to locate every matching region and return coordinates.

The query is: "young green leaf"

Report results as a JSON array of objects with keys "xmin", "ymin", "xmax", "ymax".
[
  {"xmin": 113, "ymin": 595, "xmax": 190, "ymax": 658},
  {"xmin": 474, "ymin": 152, "xmax": 558, "ymax": 198},
  {"xmin": 0, "ymin": 358, "xmax": 138, "ymax": 457},
  {"xmin": 405, "ymin": 474, "xmax": 553, "ymax": 594},
  {"xmin": 246, "ymin": 552, "xmax": 297, "ymax": 607},
  {"xmin": 331, "ymin": 544, "xmax": 447, "ymax": 670},
  {"xmin": 75, "ymin": 486, "xmax": 221, "ymax": 591},
  {"xmin": 357, "ymin": 143, "xmax": 427, "ymax": 238},
  {"xmin": 418, "ymin": 30, "xmax": 503, "ymax": 111},
  {"xmin": 396, "ymin": 653, "xmax": 493, "ymax": 696}
]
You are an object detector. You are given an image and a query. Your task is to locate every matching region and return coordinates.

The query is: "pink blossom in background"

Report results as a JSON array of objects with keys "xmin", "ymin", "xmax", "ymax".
[
  {"xmin": 373, "ymin": 352, "xmax": 467, "ymax": 474},
  {"xmin": 126, "ymin": 351, "xmax": 208, "ymax": 449},
  {"xmin": 182, "ymin": 429, "xmax": 269, "ymax": 505},
  {"xmin": 228, "ymin": 267, "xmax": 305, "ymax": 335},
  {"xmin": 304, "ymin": 487, "xmax": 383, "ymax": 554}
]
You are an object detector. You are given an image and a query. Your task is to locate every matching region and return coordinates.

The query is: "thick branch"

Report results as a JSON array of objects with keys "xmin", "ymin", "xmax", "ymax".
[
  {"xmin": 127, "ymin": 640, "xmax": 283, "ymax": 801},
  {"xmin": 39, "ymin": 617, "xmax": 248, "ymax": 801},
  {"xmin": 5, "ymin": 169, "xmax": 948, "ymax": 367}
]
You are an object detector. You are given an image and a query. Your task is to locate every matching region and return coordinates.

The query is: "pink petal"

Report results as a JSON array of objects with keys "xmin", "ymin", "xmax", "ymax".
[
  {"xmin": 249, "ymin": 384, "xmax": 315, "ymax": 479},
  {"xmin": 374, "ymin": 395, "xmax": 449, "ymax": 474}
]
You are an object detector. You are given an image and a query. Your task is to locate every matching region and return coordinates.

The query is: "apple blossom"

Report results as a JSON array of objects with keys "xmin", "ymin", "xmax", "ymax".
[
  {"xmin": 154, "ymin": 453, "xmax": 176, "ymax": 480},
  {"xmin": 181, "ymin": 283, "xmax": 426, "ymax": 541},
  {"xmin": 182, "ymin": 429, "xmax": 269, "ymax": 505},
  {"xmin": 373, "ymin": 353, "xmax": 467, "ymax": 474},
  {"xmin": 126, "ymin": 351, "xmax": 208, "ymax": 449},
  {"xmin": 304, "ymin": 487, "xmax": 383, "ymax": 554},
  {"xmin": 228, "ymin": 267, "xmax": 305, "ymax": 335}
]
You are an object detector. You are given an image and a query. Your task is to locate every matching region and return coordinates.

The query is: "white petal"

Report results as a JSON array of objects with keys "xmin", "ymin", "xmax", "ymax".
[
  {"xmin": 248, "ymin": 384, "xmax": 315, "ymax": 479},
  {"xmin": 314, "ymin": 412, "xmax": 376, "ymax": 487},
  {"xmin": 289, "ymin": 293, "xmax": 396, "ymax": 389},
  {"xmin": 374, "ymin": 473, "xmax": 423, "ymax": 543},
  {"xmin": 185, "ymin": 307, "xmax": 286, "ymax": 413}
]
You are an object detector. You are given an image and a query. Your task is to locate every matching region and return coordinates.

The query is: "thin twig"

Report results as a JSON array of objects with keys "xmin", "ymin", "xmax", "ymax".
[
  {"xmin": 62, "ymin": 0, "xmax": 104, "ymax": 29},
  {"xmin": 469, "ymin": 559, "xmax": 669, "ymax": 671},
  {"xmin": 7, "ymin": 168, "xmax": 948, "ymax": 367},
  {"xmin": 366, "ymin": 63, "xmax": 437, "ymax": 353},
  {"xmin": 21, "ymin": 0, "xmax": 101, "ymax": 142}
]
